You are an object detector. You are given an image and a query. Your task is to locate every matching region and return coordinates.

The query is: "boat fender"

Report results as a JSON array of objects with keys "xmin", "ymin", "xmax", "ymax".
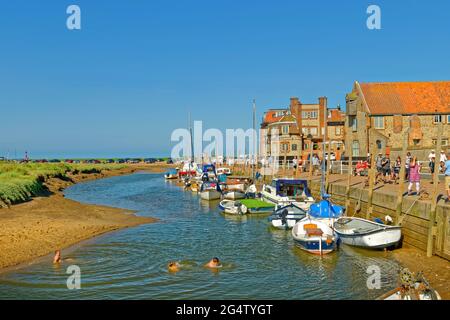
[{"xmin": 240, "ymin": 204, "xmax": 248, "ymax": 215}]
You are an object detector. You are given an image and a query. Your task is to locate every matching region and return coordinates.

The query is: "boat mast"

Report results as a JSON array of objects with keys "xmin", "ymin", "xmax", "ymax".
[
  {"xmin": 252, "ymin": 99, "xmax": 256, "ymax": 181},
  {"xmin": 188, "ymin": 112, "xmax": 194, "ymax": 179},
  {"xmin": 320, "ymin": 98, "xmax": 327, "ymax": 198}
]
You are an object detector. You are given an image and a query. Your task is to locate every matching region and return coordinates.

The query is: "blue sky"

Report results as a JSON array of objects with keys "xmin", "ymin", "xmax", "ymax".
[{"xmin": 0, "ymin": 0, "xmax": 449, "ymax": 158}]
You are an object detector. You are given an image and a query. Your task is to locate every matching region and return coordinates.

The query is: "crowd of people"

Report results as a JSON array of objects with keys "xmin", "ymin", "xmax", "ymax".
[{"xmin": 351, "ymin": 150, "xmax": 450, "ymax": 201}]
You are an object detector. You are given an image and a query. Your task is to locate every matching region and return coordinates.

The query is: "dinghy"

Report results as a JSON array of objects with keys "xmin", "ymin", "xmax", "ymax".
[
  {"xmin": 269, "ymin": 203, "xmax": 307, "ymax": 230},
  {"xmin": 333, "ymin": 217, "xmax": 402, "ymax": 249},
  {"xmin": 164, "ymin": 169, "xmax": 178, "ymax": 180},
  {"xmin": 218, "ymin": 200, "xmax": 248, "ymax": 215},
  {"xmin": 199, "ymin": 181, "xmax": 222, "ymax": 201},
  {"xmin": 239, "ymin": 199, "xmax": 275, "ymax": 214},
  {"xmin": 292, "ymin": 218, "xmax": 338, "ymax": 255},
  {"xmin": 223, "ymin": 190, "xmax": 246, "ymax": 200}
]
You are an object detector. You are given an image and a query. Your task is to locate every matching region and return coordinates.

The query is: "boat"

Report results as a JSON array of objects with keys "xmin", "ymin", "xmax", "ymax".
[
  {"xmin": 269, "ymin": 203, "xmax": 307, "ymax": 230},
  {"xmin": 238, "ymin": 199, "xmax": 275, "ymax": 214},
  {"xmin": 178, "ymin": 161, "xmax": 198, "ymax": 178},
  {"xmin": 308, "ymin": 194, "xmax": 344, "ymax": 228},
  {"xmin": 292, "ymin": 217, "xmax": 338, "ymax": 255},
  {"xmin": 261, "ymin": 178, "xmax": 315, "ymax": 210},
  {"xmin": 218, "ymin": 200, "xmax": 247, "ymax": 215},
  {"xmin": 164, "ymin": 169, "xmax": 178, "ymax": 180},
  {"xmin": 333, "ymin": 217, "xmax": 402, "ymax": 249},
  {"xmin": 377, "ymin": 268, "xmax": 441, "ymax": 300},
  {"xmin": 202, "ymin": 164, "xmax": 217, "ymax": 179},
  {"xmin": 223, "ymin": 190, "xmax": 246, "ymax": 200},
  {"xmin": 199, "ymin": 181, "xmax": 222, "ymax": 201},
  {"xmin": 216, "ymin": 167, "xmax": 232, "ymax": 176}
]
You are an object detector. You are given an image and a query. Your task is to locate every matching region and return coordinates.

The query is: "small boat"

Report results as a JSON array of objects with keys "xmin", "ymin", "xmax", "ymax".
[
  {"xmin": 334, "ymin": 217, "xmax": 402, "ymax": 249},
  {"xmin": 216, "ymin": 167, "xmax": 232, "ymax": 176},
  {"xmin": 292, "ymin": 218, "xmax": 338, "ymax": 255},
  {"xmin": 239, "ymin": 199, "xmax": 275, "ymax": 214},
  {"xmin": 218, "ymin": 200, "xmax": 248, "ymax": 215},
  {"xmin": 269, "ymin": 203, "xmax": 307, "ymax": 230},
  {"xmin": 261, "ymin": 178, "xmax": 315, "ymax": 210},
  {"xmin": 164, "ymin": 169, "xmax": 178, "ymax": 180},
  {"xmin": 308, "ymin": 195, "xmax": 344, "ymax": 228},
  {"xmin": 202, "ymin": 164, "xmax": 217, "ymax": 179},
  {"xmin": 377, "ymin": 268, "xmax": 441, "ymax": 300},
  {"xmin": 223, "ymin": 190, "xmax": 246, "ymax": 200},
  {"xmin": 178, "ymin": 161, "xmax": 198, "ymax": 178},
  {"xmin": 199, "ymin": 181, "xmax": 222, "ymax": 201}
]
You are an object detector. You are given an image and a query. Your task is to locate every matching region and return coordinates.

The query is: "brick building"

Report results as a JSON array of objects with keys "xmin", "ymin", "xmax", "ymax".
[
  {"xmin": 260, "ymin": 97, "xmax": 345, "ymax": 161},
  {"xmin": 345, "ymin": 81, "xmax": 450, "ymax": 159}
]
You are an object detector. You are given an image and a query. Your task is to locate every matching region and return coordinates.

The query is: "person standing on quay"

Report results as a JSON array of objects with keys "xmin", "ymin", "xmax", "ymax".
[
  {"xmin": 405, "ymin": 152, "xmax": 412, "ymax": 180},
  {"xmin": 444, "ymin": 153, "xmax": 450, "ymax": 203},
  {"xmin": 408, "ymin": 156, "xmax": 421, "ymax": 196}
]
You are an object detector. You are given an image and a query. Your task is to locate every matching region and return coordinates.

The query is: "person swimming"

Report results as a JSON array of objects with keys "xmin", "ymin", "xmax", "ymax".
[
  {"xmin": 53, "ymin": 250, "xmax": 62, "ymax": 264},
  {"xmin": 168, "ymin": 261, "xmax": 181, "ymax": 272},
  {"xmin": 205, "ymin": 257, "xmax": 222, "ymax": 268}
]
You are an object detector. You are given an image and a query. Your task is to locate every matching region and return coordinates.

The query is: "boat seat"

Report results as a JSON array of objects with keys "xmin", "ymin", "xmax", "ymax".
[{"xmin": 305, "ymin": 228, "xmax": 323, "ymax": 237}]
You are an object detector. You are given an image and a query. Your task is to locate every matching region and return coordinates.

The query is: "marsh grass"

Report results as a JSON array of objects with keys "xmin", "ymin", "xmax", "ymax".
[{"xmin": 0, "ymin": 162, "xmax": 125, "ymax": 206}]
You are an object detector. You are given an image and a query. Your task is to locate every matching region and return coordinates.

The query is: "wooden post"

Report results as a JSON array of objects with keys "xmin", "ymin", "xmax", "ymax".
[
  {"xmin": 366, "ymin": 129, "xmax": 377, "ymax": 220},
  {"xmin": 395, "ymin": 129, "xmax": 409, "ymax": 224},
  {"xmin": 325, "ymin": 141, "xmax": 331, "ymax": 192},
  {"xmin": 427, "ymin": 123, "xmax": 443, "ymax": 257},
  {"xmin": 345, "ymin": 137, "xmax": 353, "ymax": 214},
  {"xmin": 283, "ymin": 147, "xmax": 288, "ymax": 176}
]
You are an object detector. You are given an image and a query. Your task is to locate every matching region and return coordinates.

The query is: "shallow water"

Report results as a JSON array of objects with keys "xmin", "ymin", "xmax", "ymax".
[{"xmin": 0, "ymin": 172, "xmax": 400, "ymax": 299}]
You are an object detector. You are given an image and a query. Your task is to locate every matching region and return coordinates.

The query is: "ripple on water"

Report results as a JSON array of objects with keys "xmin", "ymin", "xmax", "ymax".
[{"xmin": 0, "ymin": 173, "xmax": 400, "ymax": 299}]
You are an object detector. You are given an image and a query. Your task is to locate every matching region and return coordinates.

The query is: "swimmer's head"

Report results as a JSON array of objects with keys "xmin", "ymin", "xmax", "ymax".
[
  {"xmin": 212, "ymin": 257, "xmax": 220, "ymax": 264},
  {"xmin": 168, "ymin": 261, "xmax": 180, "ymax": 272}
]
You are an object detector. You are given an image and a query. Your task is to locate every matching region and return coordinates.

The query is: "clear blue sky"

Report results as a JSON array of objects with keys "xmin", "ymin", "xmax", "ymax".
[{"xmin": 1, "ymin": 0, "xmax": 449, "ymax": 158}]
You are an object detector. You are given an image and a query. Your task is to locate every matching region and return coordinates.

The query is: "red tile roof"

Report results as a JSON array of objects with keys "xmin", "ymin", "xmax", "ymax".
[
  {"xmin": 263, "ymin": 109, "xmax": 287, "ymax": 124},
  {"xmin": 358, "ymin": 81, "xmax": 450, "ymax": 115}
]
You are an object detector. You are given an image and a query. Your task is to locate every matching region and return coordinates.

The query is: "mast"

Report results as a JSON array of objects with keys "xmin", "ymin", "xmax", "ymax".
[
  {"xmin": 188, "ymin": 112, "xmax": 194, "ymax": 178},
  {"xmin": 320, "ymin": 98, "xmax": 327, "ymax": 197},
  {"xmin": 252, "ymin": 99, "xmax": 256, "ymax": 181}
]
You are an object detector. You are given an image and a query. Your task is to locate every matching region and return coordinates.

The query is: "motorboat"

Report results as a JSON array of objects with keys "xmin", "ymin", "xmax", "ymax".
[
  {"xmin": 164, "ymin": 168, "xmax": 178, "ymax": 180},
  {"xmin": 261, "ymin": 179, "xmax": 314, "ymax": 210},
  {"xmin": 218, "ymin": 200, "xmax": 247, "ymax": 215},
  {"xmin": 269, "ymin": 203, "xmax": 307, "ymax": 230},
  {"xmin": 199, "ymin": 181, "xmax": 222, "ymax": 201},
  {"xmin": 292, "ymin": 217, "xmax": 338, "ymax": 255}
]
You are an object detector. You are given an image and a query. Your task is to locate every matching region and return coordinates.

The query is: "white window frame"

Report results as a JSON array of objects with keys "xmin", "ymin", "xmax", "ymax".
[
  {"xmin": 434, "ymin": 115, "xmax": 443, "ymax": 123},
  {"xmin": 282, "ymin": 125, "xmax": 289, "ymax": 135},
  {"xmin": 373, "ymin": 116, "xmax": 384, "ymax": 129}
]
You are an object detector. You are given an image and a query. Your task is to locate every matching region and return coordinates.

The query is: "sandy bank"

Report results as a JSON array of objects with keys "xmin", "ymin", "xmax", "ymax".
[{"xmin": 0, "ymin": 164, "xmax": 171, "ymax": 271}]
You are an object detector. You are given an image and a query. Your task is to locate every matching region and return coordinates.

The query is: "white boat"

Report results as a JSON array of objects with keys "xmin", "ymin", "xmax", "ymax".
[
  {"xmin": 223, "ymin": 190, "xmax": 246, "ymax": 200},
  {"xmin": 164, "ymin": 169, "xmax": 178, "ymax": 180},
  {"xmin": 199, "ymin": 181, "xmax": 222, "ymax": 201},
  {"xmin": 292, "ymin": 217, "xmax": 338, "ymax": 255},
  {"xmin": 378, "ymin": 269, "xmax": 441, "ymax": 300},
  {"xmin": 218, "ymin": 200, "xmax": 247, "ymax": 215},
  {"xmin": 269, "ymin": 203, "xmax": 307, "ymax": 230},
  {"xmin": 261, "ymin": 178, "xmax": 314, "ymax": 210},
  {"xmin": 334, "ymin": 217, "xmax": 402, "ymax": 249},
  {"xmin": 216, "ymin": 167, "xmax": 232, "ymax": 176}
]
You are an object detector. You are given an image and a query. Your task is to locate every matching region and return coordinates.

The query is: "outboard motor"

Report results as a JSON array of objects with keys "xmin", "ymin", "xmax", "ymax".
[{"xmin": 280, "ymin": 209, "xmax": 289, "ymax": 226}]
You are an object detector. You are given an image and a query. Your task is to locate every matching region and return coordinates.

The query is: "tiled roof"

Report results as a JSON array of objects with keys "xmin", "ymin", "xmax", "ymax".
[
  {"xmin": 358, "ymin": 81, "xmax": 450, "ymax": 115},
  {"xmin": 263, "ymin": 109, "xmax": 287, "ymax": 124}
]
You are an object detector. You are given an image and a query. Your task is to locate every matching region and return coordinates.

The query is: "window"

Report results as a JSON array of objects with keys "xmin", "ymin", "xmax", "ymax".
[
  {"xmin": 304, "ymin": 143, "xmax": 309, "ymax": 150},
  {"xmin": 350, "ymin": 116, "xmax": 357, "ymax": 132},
  {"xmin": 373, "ymin": 116, "xmax": 384, "ymax": 129},
  {"xmin": 301, "ymin": 111, "xmax": 318, "ymax": 119},
  {"xmin": 335, "ymin": 127, "xmax": 342, "ymax": 135},
  {"xmin": 281, "ymin": 143, "xmax": 289, "ymax": 152},
  {"xmin": 282, "ymin": 125, "xmax": 289, "ymax": 135},
  {"xmin": 352, "ymin": 140, "xmax": 360, "ymax": 157},
  {"xmin": 434, "ymin": 115, "xmax": 443, "ymax": 123},
  {"xmin": 292, "ymin": 144, "xmax": 297, "ymax": 151},
  {"xmin": 432, "ymin": 138, "xmax": 449, "ymax": 146},
  {"xmin": 447, "ymin": 115, "xmax": 450, "ymax": 123},
  {"xmin": 413, "ymin": 139, "xmax": 421, "ymax": 146},
  {"xmin": 310, "ymin": 127, "xmax": 318, "ymax": 136}
]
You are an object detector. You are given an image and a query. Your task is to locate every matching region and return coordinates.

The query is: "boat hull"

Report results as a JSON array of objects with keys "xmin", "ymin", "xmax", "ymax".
[
  {"xmin": 293, "ymin": 237, "xmax": 336, "ymax": 255},
  {"xmin": 224, "ymin": 191, "xmax": 246, "ymax": 200},
  {"xmin": 336, "ymin": 228, "xmax": 401, "ymax": 249},
  {"xmin": 200, "ymin": 190, "xmax": 221, "ymax": 201}
]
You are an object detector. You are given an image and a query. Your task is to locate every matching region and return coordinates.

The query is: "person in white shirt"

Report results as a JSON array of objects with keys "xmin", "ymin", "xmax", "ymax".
[
  {"xmin": 428, "ymin": 150, "xmax": 436, "ymax": 162},
  {"xmin": 440, "ymin": 150, "xmax": 448, "ymax": 163}
]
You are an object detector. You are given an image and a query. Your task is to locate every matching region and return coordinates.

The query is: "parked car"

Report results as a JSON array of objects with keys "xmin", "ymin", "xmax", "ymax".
[
  {"xmin": 144, "ymin": 158, "xmax": 157, "ymax": 164},
  {"xmin": 166, "ymin": 158, "xmax": 173, "ymax": 164},
  {"xmin": 49, "ymin": 159, "xmax": 61, "ymax": 163}
]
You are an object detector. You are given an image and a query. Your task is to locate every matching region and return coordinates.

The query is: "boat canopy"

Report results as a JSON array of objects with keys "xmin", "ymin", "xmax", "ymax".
[
  {"xmin": 274, "ymin": 179, "xmax": 311, "ymax": 197},
  {"xmin": 202, "ymin": 164, "xmax": 216, "ymax": 174},
  {"xmin": 309, "ymin": 199, "xmax": 344, "ymax": 219},
  {"xmin": 200, "ymin": 181, "xmax": 221, "ymax": 192},
  {"xmin": 167, "ymin": 169, "xmax": 177, "ymax": 175}
]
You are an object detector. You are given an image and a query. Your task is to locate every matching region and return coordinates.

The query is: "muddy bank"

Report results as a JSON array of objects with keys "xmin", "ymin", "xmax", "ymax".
[{"xmin": 0, "ymin": 164, "xmax": 171, "ymax": 271}]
